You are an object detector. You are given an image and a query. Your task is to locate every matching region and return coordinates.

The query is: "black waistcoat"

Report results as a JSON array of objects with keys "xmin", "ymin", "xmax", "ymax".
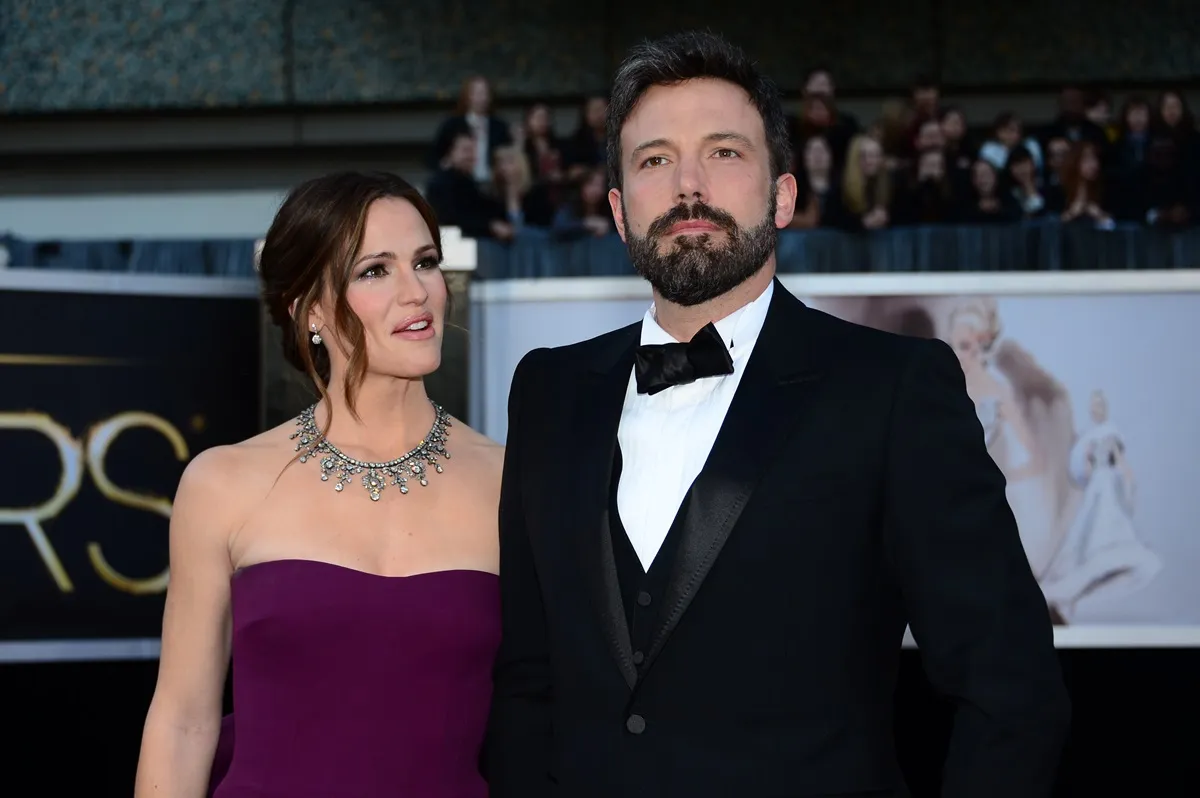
[{"xmin": 609, "ymin": 445, "xmax": 694, "ymax": 674}]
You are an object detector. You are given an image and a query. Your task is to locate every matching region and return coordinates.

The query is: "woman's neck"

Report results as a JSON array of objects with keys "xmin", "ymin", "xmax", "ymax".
[{"xmin": 316, "ymin": 373, "xmax": 436, "ymax": 461}]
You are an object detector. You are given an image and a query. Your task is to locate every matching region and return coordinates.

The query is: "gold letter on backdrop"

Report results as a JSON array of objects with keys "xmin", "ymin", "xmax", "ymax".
[
  {"xmin": 0, "ymin": 413, "xmax": 84, "ymax": 592},
  {"xmin": 86, "ymin": 412, "xmax": 189, "ymax": 595}
]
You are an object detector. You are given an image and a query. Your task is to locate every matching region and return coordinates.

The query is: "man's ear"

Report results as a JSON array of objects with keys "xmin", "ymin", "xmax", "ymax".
[
  {"xmin": 773, "ymin": 172, "xmax": 798, "ymax": 229},
  {"xmin": 608, "ymin": 188, "xmax": 627, "ymax": 244}
]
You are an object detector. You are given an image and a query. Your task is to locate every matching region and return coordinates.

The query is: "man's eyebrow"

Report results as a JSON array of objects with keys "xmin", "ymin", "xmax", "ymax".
[{"xmin": 629, "ymin": 131, "xmax": 757, "ymax": 163}]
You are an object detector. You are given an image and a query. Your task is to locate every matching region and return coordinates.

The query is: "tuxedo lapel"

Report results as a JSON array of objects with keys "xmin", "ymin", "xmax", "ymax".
[
  {"xmin": 642, "ymin": 282, "xmax": 824, "ymax": 673},
  {"xmin": 574, "ymin": 324, "xmax": 640, "ymax": 690}
]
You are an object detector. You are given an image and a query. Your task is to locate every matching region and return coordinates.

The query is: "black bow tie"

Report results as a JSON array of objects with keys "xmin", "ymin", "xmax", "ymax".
[{"xmin": 634, "ymin": 322, "xmax": 734, "ymax": 396}]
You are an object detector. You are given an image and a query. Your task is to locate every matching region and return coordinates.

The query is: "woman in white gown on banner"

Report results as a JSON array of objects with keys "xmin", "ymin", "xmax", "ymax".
[
  {"xmin": 945, "ymin": 298, "xmax": 1074, "ymax": 578},
  {"xmin": 1041, "ymin": 390, "xmax": 1162, "ymax": 620}
]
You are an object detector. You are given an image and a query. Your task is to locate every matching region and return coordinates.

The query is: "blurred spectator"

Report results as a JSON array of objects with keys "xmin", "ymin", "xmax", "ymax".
[
  {"xmin": 898, "ymin": 75, "xmax": 941, "ymax": 159},
  {"xmin": 1044, "ymin": 86, "xmax": 1110, "ymax": 154},
  {"xmin": 789, "ymin": 135, "xmax": 835, "ymax": 229},
  {"xmin": 873, "ymin": 99, "xmax": 912, "ymax": 169},
  {"xmin": 519, "ymin": 103, "xmax": 565, "ymax": 187},
  {"xmin": 910, "ymin": 75, "xmax": 941, "ymax": 125},
  {"xmin": 430, "ymin": 75, "xmax": 513, "ymax": 183},
  {"xmin": 426, "ymin": 131, "xmax": 515, "ymax": 241},
  {"xmin": 960, "ymin": 158, "xmax": 1020, "ymax": 224},
  {"xmin": 561, "ymin": 95, "xmax": 608, "ymax": 181},
  {"xmin": 1107, "ymin": 96, "xmax": 1153, "ymax": 222},
  {"xmin": 831, "ymin": 134, "xmax": 893, "ymax": 231},
  {"xmin": 894, "ymin": 148, "xmax": 956, "ymax": 226},
  {"xmin": 791, "ymin": 67, "xmax": 859, "ymax": 169},
  {"xmin": 488, "ymin": 146, "xmax": 557, "ymax": 229},
  {"xmin": 1085, "ymin": 90, "xmax": 1119, "ymax": 144},
  {"xmin": 939, "ymin": 105, "xmax": 975, "ymax": 171},
  {"xmin": 1004, "ymin": 146, "xmax": 1050, "ymax": 219},
  {"xmin": 791, "ymin": 94, "xmax": 855, "ymax": 170},
  {"xmin": 552, "ymin": 167, "xmax": 616, "ymax": 240},
  {"xmin": 979, "ymin": 112, "xmax": 1045, "ymax": 177},
  {"xmin": 802, "ymin": 66, "xmax": 860, "ymax": 131},
  {"xmin": 1058, "ymin": 141, "xmax": 1113, "ymax": 227}
]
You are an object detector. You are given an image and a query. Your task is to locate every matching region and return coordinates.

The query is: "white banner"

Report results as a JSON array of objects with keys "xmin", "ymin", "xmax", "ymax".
[{"xmin": 470, "ymin": 271, "xmax": 1200, "ymax": 646}]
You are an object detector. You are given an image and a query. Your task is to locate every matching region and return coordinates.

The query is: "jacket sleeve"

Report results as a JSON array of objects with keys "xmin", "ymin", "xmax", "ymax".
[
  {"xmin": 882, "ymin": 338, "xmax": 1071, "ymax": 798},
  {"xmin": 485, "ymin": 348, "xmax": 556, "ymax": 797}
]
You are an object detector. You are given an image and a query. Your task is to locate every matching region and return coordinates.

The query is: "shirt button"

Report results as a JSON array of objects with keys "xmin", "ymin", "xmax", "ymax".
[
  {"xmin": 636, "ymin": 591, "xmax": 652, "ymax": 607},
  {"xmin": 632, "ymin": 650, "xmax": 645, "ymax": 665},
  {"xmin": 626, "ymin": 714, "xmax": 646, "ymax": 734}
]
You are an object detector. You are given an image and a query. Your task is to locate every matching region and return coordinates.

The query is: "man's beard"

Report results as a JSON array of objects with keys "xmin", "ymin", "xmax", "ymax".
[{"xmin": 623, "ymin": 193, "xmax": 777, "ymax": 307}]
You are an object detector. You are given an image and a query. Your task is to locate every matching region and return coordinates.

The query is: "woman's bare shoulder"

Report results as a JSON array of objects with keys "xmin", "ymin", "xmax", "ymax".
[
  {"xmin": 448, "ymin": 417, "xmax": 505, "ymax": 473},
  {"xmin": 175, "ymin": 418, "xmax": 302, "ymax": 517}
]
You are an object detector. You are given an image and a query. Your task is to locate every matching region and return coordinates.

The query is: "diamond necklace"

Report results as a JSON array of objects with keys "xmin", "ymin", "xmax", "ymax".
[{"xmin": 289, "ymin": 401, "xmax": 451, "ymax": 501}]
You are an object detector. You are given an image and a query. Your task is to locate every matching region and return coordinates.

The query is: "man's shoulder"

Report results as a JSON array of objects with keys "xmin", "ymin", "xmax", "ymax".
[
  {"xmin": 512, "ymin": 320, "xmax": 641, "ymax": 381},
  {"xmin": 798, "ymin": 302, "xmax": 938, "ymax": 368}
]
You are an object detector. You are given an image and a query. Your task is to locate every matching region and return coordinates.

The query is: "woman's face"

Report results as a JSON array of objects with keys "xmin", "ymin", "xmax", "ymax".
[
  {"xmin": 1161, "ymin": 93, "xmax": 1184, "ymax": 127},
  {"xmin": 918, "ymin": 149, "xmax": 945, "ymax": 180},
  {"xmin": 584, "ymin": 97, "xmax": 607, "ymax": 129},
  {"xmin": 805, "ymin": 70, "xmax": 834, "ymax": 97},
  {"xmin": 858, "ymin": 139, "xmax": 882, "ymax": 176},
  {"xmin": 581, "ymin": 169, "xmax": 606, "ymax": 206},
  {"xmin": 1009, "ymin": 156, "xmax": 1034, "ymax": 184},
  {"xmin": 466, "ymin": 78, "xmax": 490, "ymax": 114},
  {"xmin": 972, "ymin": 160, "xmax": 997, "ymax": 194},
  {"xmin": 997, "ymin": 119, "xmax": 1022, "ymax": 148},
  {"xmin": 526, "ymin": 104, "xmax": 551, "ymax": 136},
  {"xmin": 495, "ymin": 149, "xmax": 522, "ymax": 183},
  {"xmin": 803, "ymin": 136, "xmax": 832, "ymax": 174},
  {"xmin": 940, "ymin": 110, "xmax": 965, "ymax": 141},
  {"xmin": 316, "ymin": 198, "xmax": 447, "ymax": 382},
  {"xmin": 1125, "ymin": 104, "xmax": 1149, "ymax": 134},
  {"xmin": 949, "ymin": 321, "xmax": 985, "ymax": 371}
]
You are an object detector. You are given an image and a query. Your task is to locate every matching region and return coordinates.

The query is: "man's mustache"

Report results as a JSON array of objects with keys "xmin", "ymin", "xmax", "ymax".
[{"xmin": 646, "ymin": 202, "xmax": 738, "ymax": 239}]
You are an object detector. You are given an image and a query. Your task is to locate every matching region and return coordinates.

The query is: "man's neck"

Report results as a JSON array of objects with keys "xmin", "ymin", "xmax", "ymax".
[{"xmin": 653, "ymin": 260, "xmax": 776, "ymax": 343}]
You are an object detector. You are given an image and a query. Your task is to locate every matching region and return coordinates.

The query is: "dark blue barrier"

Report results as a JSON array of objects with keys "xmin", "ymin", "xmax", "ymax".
[{"xmin": 4, "ymin": 221, "xmax": 1199, "ymax": 279}]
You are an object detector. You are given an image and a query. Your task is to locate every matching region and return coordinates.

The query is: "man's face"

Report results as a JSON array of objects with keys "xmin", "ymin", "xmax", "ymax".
[{"xmin": 608, "ymin": 78, "xmax": 795, "ymax": 307}]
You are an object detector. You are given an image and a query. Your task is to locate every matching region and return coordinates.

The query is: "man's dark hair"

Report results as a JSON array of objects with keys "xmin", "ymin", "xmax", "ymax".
[{"xmin": 605, "ymin": 30, "xmax": 792, "ymax": 191}]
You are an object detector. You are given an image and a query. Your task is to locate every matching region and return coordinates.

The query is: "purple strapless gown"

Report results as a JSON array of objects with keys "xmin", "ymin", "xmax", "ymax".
[{"xmin": 208, "ymin": 559, "xmax": 500, "ymax": 798}]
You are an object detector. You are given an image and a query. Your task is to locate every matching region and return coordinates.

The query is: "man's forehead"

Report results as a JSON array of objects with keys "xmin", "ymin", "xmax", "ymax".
[{"xmin": 623, "ymin": 80, "xmax": 762, "ymax": 139}]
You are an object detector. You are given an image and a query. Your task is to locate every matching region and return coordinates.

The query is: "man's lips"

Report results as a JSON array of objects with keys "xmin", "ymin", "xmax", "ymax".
[{"xmin": 667, "ymin": 220, "xmax": 721, "ymax": 234}]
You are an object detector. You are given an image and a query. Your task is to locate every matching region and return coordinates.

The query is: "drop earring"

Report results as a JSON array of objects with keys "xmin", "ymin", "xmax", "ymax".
[{"xmin": 310, "ymin": 323, "xmax": 322, "ymax": 346}]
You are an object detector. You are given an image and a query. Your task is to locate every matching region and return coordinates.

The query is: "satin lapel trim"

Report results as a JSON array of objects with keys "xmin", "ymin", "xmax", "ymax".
[
  {"xmin": 641, "ymin": 293, "xmax": 822, "ymax": 674},
  {"xmin": 576, "ymin": 341, "xmax": 639, "ymax": 691}
]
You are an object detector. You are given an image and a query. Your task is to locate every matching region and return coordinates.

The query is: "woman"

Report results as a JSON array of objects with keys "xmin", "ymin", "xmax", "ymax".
[
  {"xmin": 787, "ymin": 135, "xmax": 835, "ymax": 229},
  {"xmin": 134, "ymin": 172, "xmax": 504, "ymax": 797},
  {"xmin": 829, "ymin": 134, "xmax": 893, "ymax": 231},
  {"xmin": 1058, "ymin": 140, "xmax": 1113, "ymax": 226}
]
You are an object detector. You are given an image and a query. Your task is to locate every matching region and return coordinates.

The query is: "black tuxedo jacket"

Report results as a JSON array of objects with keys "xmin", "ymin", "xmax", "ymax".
[{"xmin": 486, "ymin": 281, "xmax": 1070, "ymax": 798}]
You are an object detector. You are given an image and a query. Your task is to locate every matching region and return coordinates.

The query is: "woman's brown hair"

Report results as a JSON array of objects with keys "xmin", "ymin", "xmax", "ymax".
[
  {"xmin": 1058, "ymin": 140, "xmax": 1103, "ymax": 207},
  {"xmin": 258, "ymin": 171, "xmax": 443, "ymax": 422}
]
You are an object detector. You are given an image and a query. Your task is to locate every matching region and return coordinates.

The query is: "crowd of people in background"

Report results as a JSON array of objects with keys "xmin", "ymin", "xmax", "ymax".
[{"xmin": 424, "ymin": 71, "xmax": 1200, "ymax": 240}]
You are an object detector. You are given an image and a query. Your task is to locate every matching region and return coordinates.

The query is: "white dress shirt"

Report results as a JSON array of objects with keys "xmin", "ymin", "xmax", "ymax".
[{"xmin": 616, "ymin": 280, "xmax": 774, "ymax": 570}]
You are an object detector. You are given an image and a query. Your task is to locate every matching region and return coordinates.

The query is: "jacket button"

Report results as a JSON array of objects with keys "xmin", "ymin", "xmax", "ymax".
[
  {"xmin": 632, "ymin": 650, "xmax": 645, "ymax": 665},
  {"xmin": 636, "ymin": 591, "xmax": 652, "ymax": 607},
  {"xmin": 626, "ymin": 714, "xmax": 646, "ymax": 734}
]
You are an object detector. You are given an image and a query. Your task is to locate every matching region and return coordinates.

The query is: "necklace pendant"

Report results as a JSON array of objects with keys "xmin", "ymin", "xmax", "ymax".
[{"xmin": 363, "ymin": 470, "xmax": 385, "ymax": 501}]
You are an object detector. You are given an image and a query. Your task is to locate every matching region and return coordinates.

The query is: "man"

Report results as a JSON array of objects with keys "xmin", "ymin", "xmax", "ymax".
[{"xmin": 488, "ymin": 31, "xmax": 1070, "ymax": 798}]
